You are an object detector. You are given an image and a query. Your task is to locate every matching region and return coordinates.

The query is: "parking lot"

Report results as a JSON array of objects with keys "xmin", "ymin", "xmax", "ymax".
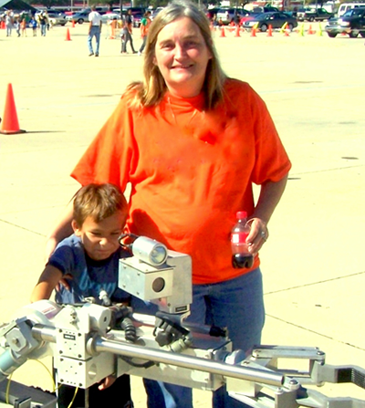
[{"xmin": 1, "ymin": 22, "xmax": 365, "ymax": 406}]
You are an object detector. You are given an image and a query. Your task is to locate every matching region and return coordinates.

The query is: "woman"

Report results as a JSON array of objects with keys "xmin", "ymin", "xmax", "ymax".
[{"xmin": 46, "ymin": 1, "xmax": 291, "ymax": 407}]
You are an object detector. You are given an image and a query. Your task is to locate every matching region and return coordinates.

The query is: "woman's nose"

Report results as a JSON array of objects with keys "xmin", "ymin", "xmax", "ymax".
[{"xmin": 174, "ymin": 43, "xmax": 186, "ymax": 58}]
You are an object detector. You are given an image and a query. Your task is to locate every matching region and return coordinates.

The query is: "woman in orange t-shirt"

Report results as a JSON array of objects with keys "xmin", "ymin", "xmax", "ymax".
[{"xmin": 45, "ymin": 2, "xmax": 291, "ymax": 408}]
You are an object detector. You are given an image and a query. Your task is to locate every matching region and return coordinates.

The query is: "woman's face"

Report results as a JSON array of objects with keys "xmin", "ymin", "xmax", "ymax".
[{"xmin": 154, "ymin": 17, "xmax": 212, "ymax": 98}]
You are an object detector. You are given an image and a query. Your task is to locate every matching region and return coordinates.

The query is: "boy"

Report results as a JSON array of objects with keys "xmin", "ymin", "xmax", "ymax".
[{"xmin": 31, "ymin": 183, "xmax": 133, "ymax": 408}]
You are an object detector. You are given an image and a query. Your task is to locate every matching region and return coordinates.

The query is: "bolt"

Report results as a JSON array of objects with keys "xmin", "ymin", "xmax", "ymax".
[{"xmin": 11, "ymin": 337, "xmax": 20, "ymax": 346}]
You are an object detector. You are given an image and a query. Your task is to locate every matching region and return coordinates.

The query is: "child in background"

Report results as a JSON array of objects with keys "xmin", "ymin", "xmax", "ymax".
[
  {"xmin": 20, "ymin": 18, "xmax": 27, "ymax": 37},
  {"xmin": 30, "ymin": 17, "xmax": 37, "ymax": 36},
  {"xmin": 31, "ymin": 183, "xmax": 133, "ymax": 408}
]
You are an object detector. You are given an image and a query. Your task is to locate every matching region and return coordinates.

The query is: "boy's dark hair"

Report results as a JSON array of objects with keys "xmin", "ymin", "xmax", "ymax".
[{"xmin": 73, "ymin": 183, "xmax": 128, "ymax": 226}]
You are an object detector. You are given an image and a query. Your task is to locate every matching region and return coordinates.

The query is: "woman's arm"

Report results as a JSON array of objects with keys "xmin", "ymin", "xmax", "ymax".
[
  {"xmin": 45, "ymin": 196, "xmax": 75, "ymax": 261},
  {"xmin": 247, "ymin": 174, "xmax": 288, "ymax": 255}
]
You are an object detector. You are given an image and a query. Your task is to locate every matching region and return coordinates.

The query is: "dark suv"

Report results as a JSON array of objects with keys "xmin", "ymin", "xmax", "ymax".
[{"xmin": 325, "ymin": 7, "xmax": 365, "ymax": 37}]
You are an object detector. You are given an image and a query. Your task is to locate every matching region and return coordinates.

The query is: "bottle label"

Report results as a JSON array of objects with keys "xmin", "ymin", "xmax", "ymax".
[{"xmin": 231, "ymin": 232, "xmax": 249, "ymax": 244}]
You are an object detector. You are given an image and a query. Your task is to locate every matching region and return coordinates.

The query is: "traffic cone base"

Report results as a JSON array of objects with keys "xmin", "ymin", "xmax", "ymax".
[{"xmin": 0, "ymin": 84, "xmax": 26, "ymax": 135}]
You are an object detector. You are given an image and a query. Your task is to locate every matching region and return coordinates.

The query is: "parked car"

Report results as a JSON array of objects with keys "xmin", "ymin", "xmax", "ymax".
[
  {"xmin": 337, "ymin": 2, "xmax": 365, "ymax": 18},
  {"xmin": 151, "ymin": 6, "xmax": 164, "ymax": 20},
  {"xmin": 45, "ymin": 9, "xmax": 68, "ymax": 26},
  {"xmin": 66, "ymin": 9, "xmax": 90, "ymax": 24},
  {"xmin": 297, "ymin": 7, "xmax": 333, "ymax": 22},
  {"xmin": 324, "ymin": 7, "xmax": 365, "ymax": 37},
  {"xmin": 66, "ymin": 7, "xmax": 109, "ymax": 24},
  {"xmin": 216, "ymin": 8, "xmax": 250, "ymax": 25},
  {"xmin": 101, "ymin": 12, "xmax": 120, "ymax": 23},
  {"xmin": 243, "ymin": 11, "xmax": 298, "ymax": 32}
]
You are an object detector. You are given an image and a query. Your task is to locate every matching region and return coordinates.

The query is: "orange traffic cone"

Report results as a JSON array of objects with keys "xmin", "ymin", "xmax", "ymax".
[
  {"xmin": 267, "ymin": 24, "xmax": 273, "ymax": 37},
  {"xmin": 284, "ymin": 26, "xmax": 290, "ymax": 36},
  {"xmin": 251, "ymin": 26, "xmax": 257, "ymax": 37},
  {"xmin": 0, "ymin": 84, "xmax": 25, "ymax": 135},
  {"xmin": 65, "ymin": 28, "xmax": 71, "ymax": 41},
  {"xmin": 308, "ymin": 25, "xmax": 314, "ymax": 35},
  {"xmin": 235, "ymin": 25, "xmax": 241, "ymax": 37},
  {"xmin": 72, "ymin": 20, "xmax": 75, "ymax": 28},
  {"xmin": 220, "ymin": 26, "xmax": 226, "ymax": 37}
]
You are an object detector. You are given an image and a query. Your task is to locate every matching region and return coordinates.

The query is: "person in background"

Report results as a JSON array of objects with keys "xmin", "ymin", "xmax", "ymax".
[
  {"xmin": 14, "ymin": 16, "xmax": 21, "ymax": 37},
  {"xmin": 38, "ymin": 11, "xmax": 48, "ymax": 36},
  {"xmin": 121, "ymin": 8, "xmax": 137, "ymax": 54},
  {"xmin": 31, "ymin": 183, "xmax": 133, "ymax": 408},
  {"xmin": 43, "ymin": 1, "xmax": 291, "ymax": 407},
  {"xmin": 88, "ymin": 4, "xmax": 102, "ymax": 57},
  {"xmin": 20, "ymin": 16, "xmax": 27, "ymax": 37},
  {"xmin": 138, "ymin": 10, "xmax": 151, "ymax": 56},
  {"xmin": 30, "ymin": 16, "xmax": 37, "ymax": 36},
  {"xmin": 5, "ymin": 10, "xmax": 13, "ymax": 37}
]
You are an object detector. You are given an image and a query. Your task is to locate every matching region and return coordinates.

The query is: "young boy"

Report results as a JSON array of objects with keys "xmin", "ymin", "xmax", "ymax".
[{"xmin": 31, "ymin": 183, "xmax": 133, "ymax": 408}]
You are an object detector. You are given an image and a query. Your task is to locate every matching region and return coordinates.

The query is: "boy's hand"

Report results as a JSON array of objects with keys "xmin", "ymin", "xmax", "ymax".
[
  {"xmin": 98, "ymin": 375, "xmax": 116, "ymax": 390},
  {"xmin": 55, "ymin": 274, "xmax": 73, "ymax": 292}
]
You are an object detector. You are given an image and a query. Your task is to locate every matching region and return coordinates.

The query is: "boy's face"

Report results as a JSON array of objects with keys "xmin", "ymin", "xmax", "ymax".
[{"xmin": 72, "ymin": 212, "xmax": 126, "ymax": 261}]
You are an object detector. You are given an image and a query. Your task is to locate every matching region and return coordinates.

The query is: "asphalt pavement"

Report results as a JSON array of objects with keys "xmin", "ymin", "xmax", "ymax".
[{"xmin": 0, "ymin": 22, "xmax": 364, "ymax": 406}]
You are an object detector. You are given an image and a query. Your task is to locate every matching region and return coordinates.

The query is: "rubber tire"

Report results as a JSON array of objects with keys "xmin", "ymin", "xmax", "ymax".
[
  {"xmin": 288, "ymin": 23, "xmax": 294, "ymax": 31},
  {"xmin": 77, "ymin": 18, "xmax": 84, "ymax": 24},
  {"xmin": 349, "ymin": 30, "xmax": 359, "ymax": 38},
  {"xmin": 260, "ymin": 23, "xmax": 268, "ymax": 32},
  {"xmin": 327, "ymin": 32, "xmax": 337, "ymax": 38}
]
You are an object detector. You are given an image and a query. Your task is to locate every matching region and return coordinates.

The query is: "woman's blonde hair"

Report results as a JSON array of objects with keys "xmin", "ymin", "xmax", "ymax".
[{"xmin": 126, "ymin": 0, "xmax": 226, "ymax": 110}]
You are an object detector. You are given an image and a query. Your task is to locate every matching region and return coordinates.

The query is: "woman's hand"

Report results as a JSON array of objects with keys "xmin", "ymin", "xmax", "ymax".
[{"xmin": 246, "ymin": 217, "xmax": 268, "ymax": 257}]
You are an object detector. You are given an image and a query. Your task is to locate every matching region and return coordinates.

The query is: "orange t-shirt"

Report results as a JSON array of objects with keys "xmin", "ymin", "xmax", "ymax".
[{"xmin": 71, "ymin": 79, "xmax": 291, "ymax": 284}]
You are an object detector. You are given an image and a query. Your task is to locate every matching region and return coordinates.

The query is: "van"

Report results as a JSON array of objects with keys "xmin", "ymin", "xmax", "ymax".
[{"xmin": 337, "ymin": 2, "xmax": 365, "ymax": 17}]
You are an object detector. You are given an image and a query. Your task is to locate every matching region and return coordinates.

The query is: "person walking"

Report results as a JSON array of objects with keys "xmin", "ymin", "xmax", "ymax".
[
  {"xmin": 38, "ymin": 11, "xmax": 47, "ymax": 36},
  {"xmin": 121, "ymin": 9, "xmax": 136, "ymax": 54},
  {"xmin": 88, "ymin": 5, "xmax": 102, "ymax": 57},
  {"xmin": 5, "ymin": 10, "xmax": 13, "ymax": 37},
  {"xmin": 138, "ymin": 10, "xmax": 151, "ymax": 55}
]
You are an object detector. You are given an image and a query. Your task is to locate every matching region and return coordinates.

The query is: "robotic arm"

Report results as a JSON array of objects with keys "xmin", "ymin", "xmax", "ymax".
[{"xmin": 0, "ymin": 236, "xmax": 364, "ymax": 408}]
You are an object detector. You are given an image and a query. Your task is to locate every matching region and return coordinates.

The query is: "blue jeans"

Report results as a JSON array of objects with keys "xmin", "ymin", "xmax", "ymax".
[
  {"xmin": 131, "ymin": 268, "xmax": 265, "ymax": 408},
  {"xmin": 88, "ymin": 26, "xmax": 100, "ymax": 55}
]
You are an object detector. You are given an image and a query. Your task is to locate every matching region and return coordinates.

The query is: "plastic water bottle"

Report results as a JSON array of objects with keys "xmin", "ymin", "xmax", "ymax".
[{"xmin": 231, "ymin": 211, "xmax": 254, "ymax": 269}]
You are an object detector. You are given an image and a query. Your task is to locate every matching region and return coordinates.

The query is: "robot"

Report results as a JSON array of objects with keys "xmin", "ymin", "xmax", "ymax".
[{"xmin": 0, "ymin": 236, "xmax": 364, "ymax": 407}]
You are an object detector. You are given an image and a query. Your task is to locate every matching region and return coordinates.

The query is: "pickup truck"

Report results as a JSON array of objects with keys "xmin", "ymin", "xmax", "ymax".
[{"xmin": 297, "ymin": 7, "xmax": 334, "ymax": 22}]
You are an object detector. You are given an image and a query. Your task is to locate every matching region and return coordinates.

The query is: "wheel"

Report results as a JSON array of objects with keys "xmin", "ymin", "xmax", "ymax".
[
  {"xmin": 360, "ymin": 31, "xmax": 365, "ymax": 38},
  {"xmin": 260, "ymin": 23, "xmax": 268, "ymax": 32},
  {"xmin": 287, "ymin": 23, "xmax": 294, "ymax": 31},
  {"xmin": 327, "ymin": 32, "xmax": 337, "ymax": 38},
  {"xmin": 309, "ymin": 16, "xmax": 315, "ymax": 22},
  {"xmin": 349, "ymin": 30, "xmax": 359, "ymax": 38},
  {"xmin": 77, "ymin": 18, "xmax": 84, "ymax": 24}
]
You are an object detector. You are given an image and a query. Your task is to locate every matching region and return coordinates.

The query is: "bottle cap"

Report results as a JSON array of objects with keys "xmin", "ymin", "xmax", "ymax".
[{"xmin": 236, "ymin": 211, "xmax": 247, "ymax": 220}]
